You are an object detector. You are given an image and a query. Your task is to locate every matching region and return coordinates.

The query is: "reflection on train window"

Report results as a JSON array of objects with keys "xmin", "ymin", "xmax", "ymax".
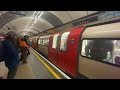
[
  {"xmin": 60, "ymin": 32, "xmax": 70, "ymax": 51},
  {"xmin": 52, "ymin": 34, "xmax": 59, "ymax": 49},
  {"xmin": 81, "ymin": 39, "xmax": 120, "ymax": 66}
]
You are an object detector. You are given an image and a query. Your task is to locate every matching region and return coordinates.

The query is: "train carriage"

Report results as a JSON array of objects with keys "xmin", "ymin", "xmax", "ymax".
[
  {"xmin": 30, "ymin": 21, "xmax": 120, "ymax": 79},
  {"xmin": 37, "ymin": 35, "xmax": 50, "ymax": 58},
  {"xmin": 31, "ymin": 36, "xmax": 39, "ymax": 50},
  {"xmin": 79, "ymin": 22, "xmax": 120, "ymax": 79},
  {"xmin": 48, "ymin": 27, "xmax": 84, "ymax": 78}
]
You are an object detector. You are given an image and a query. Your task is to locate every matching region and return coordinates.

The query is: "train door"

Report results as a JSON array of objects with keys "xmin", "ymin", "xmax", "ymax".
[
  {"xmin": 57, "ymin": 27, "xmax": 84, "ymax": 78},
  {"xmin": 48, "ymin": 33, "xmax": 59, "ymax": 65}
]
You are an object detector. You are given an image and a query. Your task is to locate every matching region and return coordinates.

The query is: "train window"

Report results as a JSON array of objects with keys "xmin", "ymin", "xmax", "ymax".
[
  {"xmin": 44, "ymin": 39, "xmax": 48, "ymax": 46},
  {"xmin": 38, "ymin": 39, "xmax": 42, "ymax": 45},
  {"xmin": 41, "ymin": 39, "xmax": 43, "ymax": 45},
  {"xmin": 44, "ymin": 39, "xmax": 49, "ymax": 46},
  {"xmin": 60, "ymin": 32, "xmax": 70, "ymax": 51},
  {"xmin": 52, "ymin": 34, "xmax": 59, "ymax": 49},
  {"xmin": 44, "ymin": 39, "xmax": 46, "ymax": 45},
  {"xmin": 43, "ymin": 39, "xmax": 45, "ymax": 45},
  {"xmin": 38, "ymin": 39, "xmax": 41, "ymax": 44},
  {"xmin": 47, "ymin": 39, "xmax": 49, "ymax": 44},
  {"xmin": 81, "ymin": 39, "xmax": 120, "ymax": 66},
  {"xmin": 46, "ymin": 39, "xmax": 49, "ymax": 46}
]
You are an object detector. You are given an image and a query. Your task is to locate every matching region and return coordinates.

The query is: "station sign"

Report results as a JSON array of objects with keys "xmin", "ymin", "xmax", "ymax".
[{"xmin": 72, "ymin": 15, "xmax": 98, "ymax": 27}]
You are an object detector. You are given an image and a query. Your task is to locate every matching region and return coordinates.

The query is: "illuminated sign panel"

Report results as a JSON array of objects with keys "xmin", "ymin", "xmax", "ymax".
[{"xmin": 72, "ymin": 16, "xmax": 98, "ymax": 26}]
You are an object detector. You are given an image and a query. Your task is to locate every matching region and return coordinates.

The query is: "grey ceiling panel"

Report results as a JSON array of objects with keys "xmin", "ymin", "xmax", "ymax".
[
  {"xmin": 0, "ymin": 11, "xmax": 99, "ymax": 36},
  {"xmin": 18, "ymin": 31, "xmax": 34, "ymax": 35},
  {"xmin": 40, "ymin": 11, "xmax": 63, "ymax": 27},
  {"xmin": 0, "ymin": 12, "xmax": 24, "ymax": 28},
  {"xmin": 0, "ymin": 11, "xmax": 63, "ymax": 30},
  {"xmin": 15, "ymin": 26, "xmax": 40, "ymax": 33}
]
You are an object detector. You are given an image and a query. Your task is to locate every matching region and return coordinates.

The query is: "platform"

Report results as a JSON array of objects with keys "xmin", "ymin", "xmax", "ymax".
[{"xmin": 0, "ymin": 48, "xmax": 70, "ymax": 79}]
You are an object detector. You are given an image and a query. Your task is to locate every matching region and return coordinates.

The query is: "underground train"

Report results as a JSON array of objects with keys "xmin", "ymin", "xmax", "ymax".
[{"xmin": 30, "ymin": 21, "xmax": 120, "ymax": 79}]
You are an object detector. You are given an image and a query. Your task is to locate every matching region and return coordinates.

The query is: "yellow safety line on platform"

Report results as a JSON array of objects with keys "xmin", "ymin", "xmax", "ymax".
[{"xmin": 30, "ymin": 49, "xmax": 61, "ymax": 79}]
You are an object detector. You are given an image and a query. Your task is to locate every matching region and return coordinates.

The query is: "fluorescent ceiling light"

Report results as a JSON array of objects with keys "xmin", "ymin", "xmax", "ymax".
[
  {"xmin": 37, "ymin": 11, "xmax": 41, "ymax": 15},
  {"xmin": 34, "ymin": 11, "xmax": 41, "ymax": 21},
  {"xmin": 31, "ymin": 24, "xmax": 34, "ymax": 27},
  {"xmin": 32, "ymin": 11, "xmax": 36, "ymax": 17},
  {"xmin": 24, "ymin": 29, "xmax": 29, "ymax": 35},
  {"xmin": 24, "ymin": 11, "xmax": 43, "ymax": 36},
  {"xmin": 38, "ymin": 12, "xmax": 43, "ymax": 19},
  {"xmin": 33, "ymin": 19, "xmax": 37, "ymax": 23},
  {"xmin": 34, "ymin": 15, "xmax": 38, "ymax": 21}
]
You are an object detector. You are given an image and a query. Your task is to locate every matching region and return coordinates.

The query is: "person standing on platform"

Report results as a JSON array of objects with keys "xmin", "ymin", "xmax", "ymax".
[
  {"xmin": 24, "ymin": 35, "xmax": 30, "ymax": 56},
  {"xmin": 2, "ymin": 31, "xmax": 20, "ymax": 79},
  {"xmin": 19, "ymin": 37, "xmax": 29, "ymax": 64}
]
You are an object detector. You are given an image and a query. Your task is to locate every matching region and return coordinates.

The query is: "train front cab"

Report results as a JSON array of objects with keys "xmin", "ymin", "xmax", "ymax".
[
  {"xmin": 79, "ymin": 22, "xmax": 120, "ymax": 79},
  {"xmin": 48, "ymin": 27, "xmax": 84, "ymax": 78}
]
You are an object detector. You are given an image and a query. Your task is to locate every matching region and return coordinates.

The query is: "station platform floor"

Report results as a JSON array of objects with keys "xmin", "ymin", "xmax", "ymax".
[{"xmin": 0, "ymin": 48, "xmax": 71, "ymax": 79}]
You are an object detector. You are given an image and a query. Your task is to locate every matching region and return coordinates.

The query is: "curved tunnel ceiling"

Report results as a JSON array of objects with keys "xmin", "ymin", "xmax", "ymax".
[
  {"xmin": 0, "ymin": 11, "xmax": 98, "ymax": 36},
  {"xmin": 3, "ymin": 17, "xmax": 54, "ymax": 33},
  {"xmin": 0, "ymin": 11, "xmax": 63, "ymax": 28},
  {"xmin": 0, "ymin": 11, "xmax": 64, "ymax": 36},
  {"xmin": 18, "ymin": 31, "xmax": 35, "ymax": 36}
]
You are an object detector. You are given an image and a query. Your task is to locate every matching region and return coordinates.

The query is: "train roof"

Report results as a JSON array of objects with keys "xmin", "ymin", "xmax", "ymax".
[{"xmin": 81, "ymin": 22, "xmax": 120, "ymax": 39}]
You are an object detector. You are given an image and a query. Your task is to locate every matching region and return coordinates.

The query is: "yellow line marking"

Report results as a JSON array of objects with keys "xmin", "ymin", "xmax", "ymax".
[{"xmin": 30, "ymin": 49, "xmax": 61, "ymax": 79}]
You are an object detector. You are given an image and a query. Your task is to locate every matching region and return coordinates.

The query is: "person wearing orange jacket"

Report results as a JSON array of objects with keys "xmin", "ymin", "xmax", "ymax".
[{"xmin": 19, "ymin": 38, "xmax": 29, "ymax": 64}]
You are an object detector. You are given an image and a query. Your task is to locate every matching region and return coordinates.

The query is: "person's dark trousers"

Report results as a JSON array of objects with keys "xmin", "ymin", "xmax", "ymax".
[
  {"xmin": 7, "ymin": 67, "xmax": 17, "ymax": 79},
  {"xmin": 27, "ymin": 48, "xmax": 30, "ymax": 56}
]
